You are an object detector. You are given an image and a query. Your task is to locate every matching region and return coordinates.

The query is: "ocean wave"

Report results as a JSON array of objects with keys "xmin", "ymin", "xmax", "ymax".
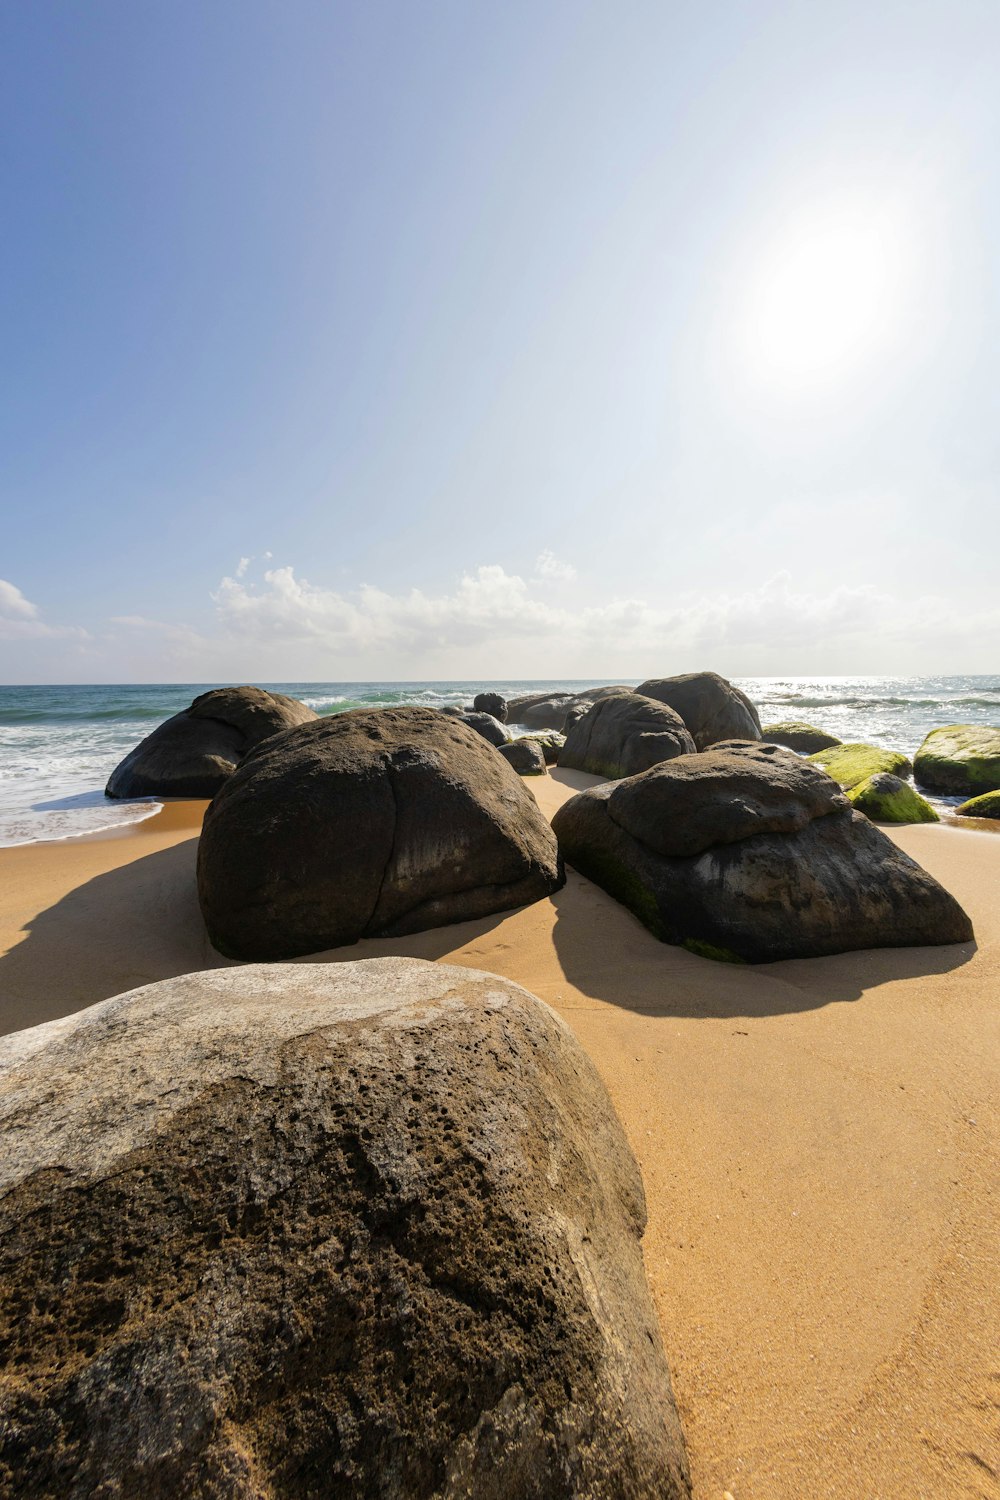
[{"xmin": 761, "ymin": 694, "xmax": 960, "ymax": 709}]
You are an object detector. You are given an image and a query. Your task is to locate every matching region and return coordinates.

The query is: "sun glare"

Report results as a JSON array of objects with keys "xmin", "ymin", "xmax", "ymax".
[{"xmin": 738, "ymin": 200, "xmax": 913, "ymax": 395}]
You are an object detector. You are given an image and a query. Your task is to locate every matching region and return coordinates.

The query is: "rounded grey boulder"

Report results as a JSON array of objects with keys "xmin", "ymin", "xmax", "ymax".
[
  {"xmin": 0, "ymin": 960, "xmax": 691, "ymax": 1500},
  {"xmin": 636, "ymin": 672, "xmax": 761, "ymax": 749},
  {"xmin": 498, "ymin": 738, "xmax": 548, "ymax": 775},
  {"xmin": 473, "ymin": 691, "xmax": 508, "ymax": 722},
  {"xmin": 105, "ymin": 686, "xmax": 317, "ymax": 799},
  {"xmin": 553, "ymin": 745, "xmax": 973, "ymax": 962},
  {"xmin": 456, "ymin": 710, "xmax": 512, "ymax": 747},
  {"xmin": 197, "ymin": 706, "xmax": 563, "ymax": 959},
  {"xmin": 559, "ymin": 691, "xmax": 696, "ymax": 779}
]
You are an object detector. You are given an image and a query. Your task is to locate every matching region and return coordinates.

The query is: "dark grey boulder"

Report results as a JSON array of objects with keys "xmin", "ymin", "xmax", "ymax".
[
  {"xmin": 521, "ymin": 731, "xmax": 565, "ymax": 765},
  {"xmin": 498, "ymin": 739, "xmax": 548, "ymax": 776},
  {"xmin": 607, "ymin": 742, "xmax": 847, "ymax": 857},
  {"xmin": 456, "ymin": 710, "xmax": 512, "ymax": 747},
  {"xmin": 473, "ymin": 691, "xmax": 508, "ymax": 722},
  {"xmin": 552, "ymin": 747, "xmax": 973, "ymax": 962},
  {"xmin": 197, "ymin": 706, "xmax": 563, "ymax": 959},
  {"xmin": 0, "ymin": 960, "xmax": 691, "ymax": 1500},
  {"xmin": 105, "ymin": 686, "xmax": 317, "ymax": 799},
  {"xmin": 559, "ymin": 692, "xmax": 696, "ymax": 780},
  {"xmin": 762, "ymin": 720, "xmax": 842, "ymax": 754},
  {"xmin": 636, "ymin": 672, "xmax": 761, "ymax": 749}
]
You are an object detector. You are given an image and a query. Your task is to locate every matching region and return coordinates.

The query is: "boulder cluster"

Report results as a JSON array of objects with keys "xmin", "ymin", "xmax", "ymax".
[{"xmin": 9, "ymin": 669, "xmax": 984, "ymax": 1496}]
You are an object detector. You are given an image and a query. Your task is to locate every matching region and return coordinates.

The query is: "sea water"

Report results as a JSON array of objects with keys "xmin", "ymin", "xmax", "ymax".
[{"xmin": 1, "ymin": 676, "xmax": 998, "ymax": 847}]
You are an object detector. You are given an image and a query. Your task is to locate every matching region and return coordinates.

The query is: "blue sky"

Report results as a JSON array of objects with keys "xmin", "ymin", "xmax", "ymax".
[{"xmin": 2, "ymin": 0, "xmax": 998, "ymax": 682}]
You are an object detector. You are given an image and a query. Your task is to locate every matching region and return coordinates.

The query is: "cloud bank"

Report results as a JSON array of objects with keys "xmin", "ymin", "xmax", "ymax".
[{"xmin": 0, "ymin": 561, "xmax": 993, "ymax": 680}]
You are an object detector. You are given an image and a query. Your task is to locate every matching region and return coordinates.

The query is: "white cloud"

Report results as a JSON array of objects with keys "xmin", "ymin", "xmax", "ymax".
[
  {"xmin": 0, "ymin": 579, "xmax": 39, "ymax": 620},
  {"xmin": 236, "ymin": 556, "xmax": 251, "ymax": 579},
  {"xmin": 534, "ymin": 549, "xmax": 577, "ymax": 582},
  {"xmin": 0, "ymin": 579, "xmax": 88, "ymax": 642},
  {"xmin": 205, "ymin": 561, "xmax": 998, "ymax": 674},
  {"xmin": 4, "ymin": 560, "xmax": 994, "ymax": 679}
]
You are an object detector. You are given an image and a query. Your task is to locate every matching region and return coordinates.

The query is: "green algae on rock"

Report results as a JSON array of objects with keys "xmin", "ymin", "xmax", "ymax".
[
  {"xmin": 762, "ymin": 721, "xmax": 842, "ymax": 754},
  {"xmin": 955, "ymin": 789, "xmax": 1000, "ymax": 819},
  {"xmin": 914, "ymin": 725, "xmax": 1000, "ymax": 796},
  {"xmin": 847, "ymin": 772, "xmax": 939, "ymax": 824},
  {"xmin": 808, "ymin": 741, "xmax": 912, "ymax": 790}
]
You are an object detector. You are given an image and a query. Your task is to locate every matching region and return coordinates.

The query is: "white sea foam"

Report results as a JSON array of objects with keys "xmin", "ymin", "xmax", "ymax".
[{"xmin": 2, "ymin": 678, "xmax": 999, "ymax": 846}]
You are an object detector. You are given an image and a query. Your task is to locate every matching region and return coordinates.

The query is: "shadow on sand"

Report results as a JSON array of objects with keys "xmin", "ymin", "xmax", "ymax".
[{"xmin": 0, "ymin": 826, "xmax": 977, "ymax": 1038}]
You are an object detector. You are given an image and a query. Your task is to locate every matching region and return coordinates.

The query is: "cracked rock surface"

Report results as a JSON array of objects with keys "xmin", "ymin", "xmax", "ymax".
[
  {"xmin": 197, "ymin": 707, "xmax": 564, "ymax": 960},
  {"xmin": 0, "ymin": 959, "xmax": 690, "ymax": 1500}
]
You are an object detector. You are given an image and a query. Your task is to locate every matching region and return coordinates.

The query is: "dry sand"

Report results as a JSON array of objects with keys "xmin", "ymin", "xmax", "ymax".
[{"xmin": 0, "ymin": 773, "xmax": 997, "ymax": 1499}]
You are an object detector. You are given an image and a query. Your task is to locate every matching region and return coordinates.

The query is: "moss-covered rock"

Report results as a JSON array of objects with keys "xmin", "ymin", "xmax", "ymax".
[
  {"xmin": 762, "ymin": 721, "xmax": 842, "ymax": 754},
  {"xmin": 955, "ymin": 789, "xmax": 1000, "ymax": 819},
  {"xmin": 808, "ymin": 742, "xmax": 911, "ymax": 790},
  {"xmin": 914, "ymin": 725, "xmax": 1000, "ymax": 795},
  {"xmin": 847, "ymin": 772, "xmax": 938, "ymax": 824}
]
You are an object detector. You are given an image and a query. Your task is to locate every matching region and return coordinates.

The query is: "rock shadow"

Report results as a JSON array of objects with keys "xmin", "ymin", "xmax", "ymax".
[
  {"xmin": 0, "ymin": 837, "xmax": 522, "ymax": 1037},
  {"xmin": 548, "ymin": 868, "xmax": 978, "ymax": 1020}
]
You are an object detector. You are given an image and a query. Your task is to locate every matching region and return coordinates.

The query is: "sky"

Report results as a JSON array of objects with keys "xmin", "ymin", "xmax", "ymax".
[{"xmin": 2, "ymin": 0, "xmax": 999, "ymax": 683}]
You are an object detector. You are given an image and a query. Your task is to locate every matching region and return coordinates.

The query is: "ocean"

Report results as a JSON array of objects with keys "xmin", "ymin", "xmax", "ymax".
[{"xmin": 1, "ymin": 676, "xmax": 998, "ymax": 847}]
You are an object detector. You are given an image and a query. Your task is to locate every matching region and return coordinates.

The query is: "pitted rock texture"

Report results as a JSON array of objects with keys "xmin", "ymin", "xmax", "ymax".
[
  {"xmin": 0, "ymin": 960, "xmax": 691, "ymax": 1500},
  {"xmin": 558, "ymin": 692, "xmax": 696, "ymax": 780},
  {"xmin": 552, "ymin": 748, "xmax": 973, "ymax": 962},
  {"xmin": 197, "ymin": 707, "xmax": 563, "ymax": 960},
  {"xmin": 635, "ymin": 673, "xmax": 761, "ymax": 749},
  {"xmin": 105, "ymin": 686, "xmax": 317, "ymax": 799}
]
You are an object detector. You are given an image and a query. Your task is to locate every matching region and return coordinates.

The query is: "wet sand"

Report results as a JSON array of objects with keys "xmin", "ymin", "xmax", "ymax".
[{"xmin": 0, "ymin": 774, "xmax": 997, "ymax": 1498}]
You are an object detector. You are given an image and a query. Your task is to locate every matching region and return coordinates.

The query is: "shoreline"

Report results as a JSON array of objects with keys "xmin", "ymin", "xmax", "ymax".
[{"xmin": 0, "ymin": 772, "xmax": 997, "ymax": 1496}]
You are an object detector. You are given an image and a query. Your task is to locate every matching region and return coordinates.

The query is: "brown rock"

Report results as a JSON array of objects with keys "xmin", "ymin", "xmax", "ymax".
[
  {"xmin": 197, "ymin": 707, "xmax": 563, "ymax": 960},
  {"xmin": 553, "ymin": 749, "xmax": 973, "ymax": 962},
  {"xmin": 105, "ymin": 686, "xmax": 316, "ymax": 799},
  {"xmin": 636, "ymin": 672, "xmax": 761, "ymax": 749},
  {"xmin": 0, "ymin": 960, "xmax": 691, "ymax": 1500},
  {"xmin": 559, "ymin": 692, "xmax": 696, "ymax": 779}
]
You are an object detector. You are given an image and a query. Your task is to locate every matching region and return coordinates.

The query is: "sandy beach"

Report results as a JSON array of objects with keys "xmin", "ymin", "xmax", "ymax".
[{"xmin": 0, "ymin": 772, "xmax": 997, "ymax": 1499}]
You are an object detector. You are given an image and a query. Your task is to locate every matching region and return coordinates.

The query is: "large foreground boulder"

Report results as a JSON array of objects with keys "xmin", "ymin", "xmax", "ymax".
[
  {"xmin": 762, "ymin": 721, "xmax": 842, "ymax": 753},
  {"xmin": 914, "ymin": 725, "xmax": 1000, "ymax": 795},
  {"xmin": 552, "ymin": 745, "xmax": 972, "ymax": 962},
  {"xmin": 198, "ymin": 707, "xmax": 563, "ymax": 960},
  {"xmin": 106, "ymin": 686, "xmax": 317, "ymax": 799},
  {"xmin": 636, "ymin": 672, "xmax": 761, "ymax": 749},
  {"xmin": 559, "ymin": 692, "xmax": 696, "ymax": 779},
  {"xmin": 0, "ymin": 960, "xmax": 690, "ymax": 1500}
]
